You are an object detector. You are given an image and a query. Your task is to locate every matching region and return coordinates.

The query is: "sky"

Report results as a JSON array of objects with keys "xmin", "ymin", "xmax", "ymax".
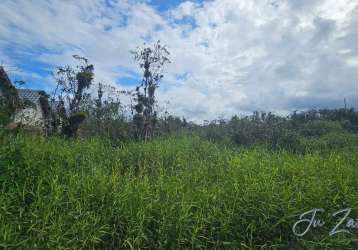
[{"xmin": 1, "ymin": 0, "xmax": 358, "ymax": 122}]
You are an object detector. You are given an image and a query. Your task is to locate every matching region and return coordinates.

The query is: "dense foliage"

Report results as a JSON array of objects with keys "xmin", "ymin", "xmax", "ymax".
[
  {"xmin": 0, "ymin": 133, "xmax": 357, "ymax": 249},
  {"xmin": 193, "ymin": 109, "xmax": 358, "ymax": 152},
  {"xmin": 77, "ymin": 107, "xmax": 358, "ymax": 153},
  {"xmin": 52, "ymin": 55, "xmax": 95, "ymax": 137},
  {"xmin": 131, "ymin": 40, "xmax": 170, "ymax": 140},
  {"xmin": 1, "ymin": 46, "xmax": 358, "ymax": 249},
  {"xmin": 0, "ymin": 67, "xmax": 20, "ymax": 126}
]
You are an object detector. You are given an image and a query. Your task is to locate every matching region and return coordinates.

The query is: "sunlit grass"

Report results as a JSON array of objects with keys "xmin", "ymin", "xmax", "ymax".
[{"xmin": 0, "ymin": 133, "xmax": 357, "ymax": 249}]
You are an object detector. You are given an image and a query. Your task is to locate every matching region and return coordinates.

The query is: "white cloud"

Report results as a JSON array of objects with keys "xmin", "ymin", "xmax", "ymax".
[
  {"xmin": 346, "ymin": 57, "xmax": 358, "ymax": 67},
  {"xmin": 0, "ymin": 0, "xmax": 358, "ymax": 121}
]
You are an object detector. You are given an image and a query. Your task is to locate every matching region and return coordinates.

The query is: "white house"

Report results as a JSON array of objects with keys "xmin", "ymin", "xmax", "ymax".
[
  {"xmin": 14, "ymin": 89, "xmax": 46, "ymax": 128},
  {"xmin": 1, "ymin": 66, "xmax": 50, "ymax": 132}
]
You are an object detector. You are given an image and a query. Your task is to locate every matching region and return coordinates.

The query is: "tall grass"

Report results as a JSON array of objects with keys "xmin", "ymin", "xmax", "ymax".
[{"xmin": 0, "ymin": 133, "xmax": 357, "ymax": 249}]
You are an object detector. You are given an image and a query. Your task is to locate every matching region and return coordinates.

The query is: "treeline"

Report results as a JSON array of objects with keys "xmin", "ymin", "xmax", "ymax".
[
  {"xmin": 192, "ymin": 109, "xmax": 358, "ymax": 152},
  {"xmin": 79, "ymin": 106, "xmax": 358, "ymax": 152},
  {"xmin": 1, "ymin": 41, "xmax": 358, "ymax": 152},
  {"xmin": 46, "ymin": 41, "xmax": 170, "ymax": 139},
  {"xmin": 32, "ymin": 81, "xmax": 357, "ymax": 152}
]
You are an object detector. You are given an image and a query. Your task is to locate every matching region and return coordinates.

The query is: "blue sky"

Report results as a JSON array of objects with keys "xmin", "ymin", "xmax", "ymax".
[
  {"xmin": 2, "ymin": 0, "xmax": 189, "ymax": 89},
  {"xmin": 1, "ymin": 0, "xmax": 358, "ymax": 121},
  {"xmin": 150, "ymin": 0, "xmax": 202, "ymax": 11}
]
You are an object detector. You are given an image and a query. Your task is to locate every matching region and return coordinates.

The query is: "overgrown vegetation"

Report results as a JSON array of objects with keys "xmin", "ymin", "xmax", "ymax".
[
  {"xmin": 1, "ymin": 42, "xmax": 358, "ymax": 249},
  {"xmin": 0, "ymin": 133, "xmax": 357, "ymax": 249},
  {"xmin": 52, "ymin": 55, "xmax": 95, "ymax": 137},
  {"xmin": 131, "ymin": 40, "xmax": 170, "ymax": 140},
  {"xmin": 0, "ymin": 66, "xmax": 20, "ymax": 126},
  {"xmin": 3, "ymin": 45, "xmax": 358, "ymax": 154},
  {"xmin": 193, "ymin": 109, "xmax": 358, "ymax": 152}
]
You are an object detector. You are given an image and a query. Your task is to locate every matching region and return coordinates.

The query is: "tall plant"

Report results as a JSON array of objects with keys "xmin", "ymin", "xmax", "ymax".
[
  {"xmin": 52, "ymin": 55, "xmax": 94, "ymax": 137},
  {"xmin": 0, "ymin": 67, "xmax": 20, "ymax": 126},
  {"xmin": 131, "ymin": 40, "xmax": 170, "ymax": 140}
]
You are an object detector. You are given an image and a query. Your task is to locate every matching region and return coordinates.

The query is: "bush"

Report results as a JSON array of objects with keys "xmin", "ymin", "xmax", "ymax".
[
  {"xmin": 271, "ymin": 130, "xmax": 304, "ymax": 153},
  {"xmin": 300, "ymin": 120, "xmax": 343, "ymax": 137}
]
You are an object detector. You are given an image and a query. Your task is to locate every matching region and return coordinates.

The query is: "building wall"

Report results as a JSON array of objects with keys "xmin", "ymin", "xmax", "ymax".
[{"xmin": 14, "ymin": 101, "xmax": 44, "ymax": 127}]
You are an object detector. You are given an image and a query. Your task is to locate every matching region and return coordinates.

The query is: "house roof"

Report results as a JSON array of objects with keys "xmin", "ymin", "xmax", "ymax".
[{"xmin": 17, "ymin": 89, "xmax": 41, "ymax": 103}]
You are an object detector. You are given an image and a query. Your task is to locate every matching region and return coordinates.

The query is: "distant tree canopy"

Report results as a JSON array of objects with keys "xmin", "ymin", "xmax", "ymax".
[
  {"xmin": 192, "ymin": 109, "xmax": 358, "ymax": 152},
  {"xmin": 79, "ymin": 82, "xmax": 129, "ymax": 141}
]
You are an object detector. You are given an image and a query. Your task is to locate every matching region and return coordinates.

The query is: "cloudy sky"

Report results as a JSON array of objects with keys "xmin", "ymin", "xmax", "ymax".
[{"xmin": 1, "ymin": 0, "xmax": 358, "ymax": 121}]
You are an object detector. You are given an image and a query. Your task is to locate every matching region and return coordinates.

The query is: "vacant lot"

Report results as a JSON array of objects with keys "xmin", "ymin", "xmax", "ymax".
[{"xmin": 1, "ymin": 133, "xmax": 357, "ymax": 249}]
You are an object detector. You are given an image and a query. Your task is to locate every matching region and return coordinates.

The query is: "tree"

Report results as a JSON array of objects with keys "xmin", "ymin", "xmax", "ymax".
[
  {"xmin": 38, "ymin": 91, "xmax": 51, "ymax": 135},
  {"xmin": 0, "ymin": 67, "xmax": 36, "ymax": 129},
  {"xmin": 131, "ymin": 40, "xmax": 170, "ymax": 140},
  {"xmin": 52, "ymin": 55, "xmax": 94, "ymax": 137},
  {"xmin": 80, "ymin": 82, "xmax": 129, "ymax": 141},
  {"xmin": 0, "ymin": 67, "xmax": 20, "ymax": 126}
]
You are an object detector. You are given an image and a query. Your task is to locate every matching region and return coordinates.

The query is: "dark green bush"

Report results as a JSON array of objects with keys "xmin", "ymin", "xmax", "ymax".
[{"xmin": 299, "ymin": 120, "xmax": 343, "ymax": 137}]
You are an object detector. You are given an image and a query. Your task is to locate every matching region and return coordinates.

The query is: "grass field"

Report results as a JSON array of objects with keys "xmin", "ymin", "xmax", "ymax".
[{"xmin": 1, "ymin": 133, "xmax": 357, "ymax": 249}]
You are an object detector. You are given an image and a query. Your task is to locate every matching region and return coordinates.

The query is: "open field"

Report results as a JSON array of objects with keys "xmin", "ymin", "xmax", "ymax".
[
  {"xmin": 1, "ymin": 0, "xmax": 358, "ymax": 249},
  {"xmin": 1, "ymin": 133, "xmax": 357, "ymax": 249}
]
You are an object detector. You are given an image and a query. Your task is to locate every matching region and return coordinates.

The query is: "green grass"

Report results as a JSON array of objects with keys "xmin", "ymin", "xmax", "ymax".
[{"xmin": 0, "ymin": 133, "xmax": 357, "ymax": 249}]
